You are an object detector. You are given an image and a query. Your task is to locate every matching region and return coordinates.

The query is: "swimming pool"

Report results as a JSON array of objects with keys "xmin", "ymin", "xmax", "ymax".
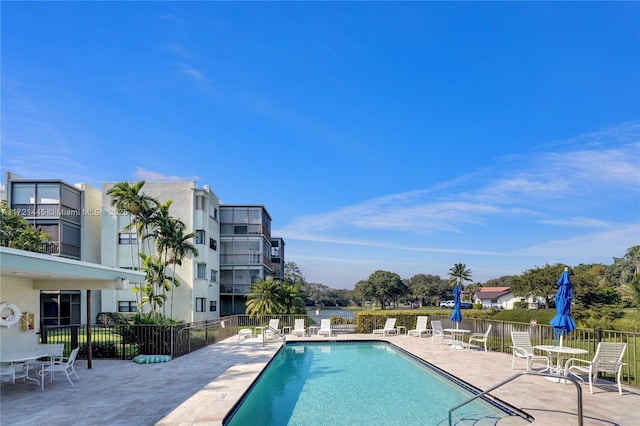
[{"xmin": 225, "ymin": 341, "xmax": 524, "ymax": 425}]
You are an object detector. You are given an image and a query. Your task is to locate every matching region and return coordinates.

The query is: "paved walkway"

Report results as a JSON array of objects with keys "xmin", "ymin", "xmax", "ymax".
[{"xmin": 1, "ymin": 333, "xmax": 638, "ymax": 425}]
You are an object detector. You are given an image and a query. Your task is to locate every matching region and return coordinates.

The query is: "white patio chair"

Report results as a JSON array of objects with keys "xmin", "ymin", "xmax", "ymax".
[
  {"xmin": 430, "ymin": 320, "xmax": 453, "ymax": 345},
  {"xmin": 372, "ymin": 318, "xmax": 398, "ymax": 335},
  {"xmin": 564, "ymin": 342, "xmax": 627, "ymax": 395},
  {"xmin": 291, "ymin": 319, "xmax": 307, "ymax": 337},
  {"xmin": 0, "ymin": 363, "xmax": 16, "ymax": 384},
  {"xmin": 36, "ymin": 343, "xmax": 65, "ymax": 375},
  {"xmin": 39, "ymin": 347, "xmax": 80, "ymax": 390},
  {"xmin": 510, "ymin": 331, "xmax": 549, "ymax": 371},
  {"xmin": 407, "ymin": 316, "xmax": 429, "ymax": 338},
  {"xmin": 317, "ymin": 319, "xmax": 332, "ymax": 336},
  {"xmin": 468, "ymin": 324, "xmax": 492, "ymax": 352}
]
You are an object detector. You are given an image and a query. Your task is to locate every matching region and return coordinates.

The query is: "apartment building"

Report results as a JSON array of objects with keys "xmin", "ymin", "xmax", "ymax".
[
  {"xmin": 3, "ymin": 172, "xmax": 104, "ymax": 326},
  {"xmin": 219, "ymin": 205, "xmax": 274, "ymax": 316},
  {"xmin": 3, "ymin": 173, "xmax": 284, "ymax": 323},
  {"xmin": 100, "ymin": 181, "xmax": 221, "ymax": 323}
]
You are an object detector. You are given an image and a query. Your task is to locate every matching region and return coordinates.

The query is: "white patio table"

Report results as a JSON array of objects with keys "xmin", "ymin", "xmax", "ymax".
[
  {"xmin": 444, "ymin": 328, "xmax": 470, "ymax": 350},
  {"xmin": 0, "ymin": 349, "xmax": 49, "ymax": 386},
  {"xmin": 534, "ymin": 345, "xmax": 589, "ymax": 380}
]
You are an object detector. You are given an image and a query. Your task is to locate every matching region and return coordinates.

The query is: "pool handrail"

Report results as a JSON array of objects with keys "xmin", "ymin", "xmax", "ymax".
[
  {"xmin": 262, "ymin": 326, "xmax": 286, "ymax": 347},
  {"xmin": 448, "ymin": 370, "xmax": 583, "ymax": 426}
]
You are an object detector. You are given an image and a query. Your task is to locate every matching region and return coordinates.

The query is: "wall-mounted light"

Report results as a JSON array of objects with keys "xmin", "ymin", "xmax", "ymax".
[{"xmin": 116, "ymin": 277, "xmax": 129, "ymax": 290}]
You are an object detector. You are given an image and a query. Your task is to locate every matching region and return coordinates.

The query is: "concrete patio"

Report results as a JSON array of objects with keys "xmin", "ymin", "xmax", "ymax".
[{"xmin": 1, "ymin": 333, "xmax": 638, "ymax": 425}]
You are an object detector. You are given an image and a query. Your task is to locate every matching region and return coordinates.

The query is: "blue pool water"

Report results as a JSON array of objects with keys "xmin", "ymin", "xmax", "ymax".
[{"xmin": 225, "ymin": 342, "xmax": 519, "ymax": 426}]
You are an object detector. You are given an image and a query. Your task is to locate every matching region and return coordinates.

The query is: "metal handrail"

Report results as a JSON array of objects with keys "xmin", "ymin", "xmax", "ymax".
[
  {"xmin": 262, "ymin": 326, "xmax": 286, "ymax": 347},
  {"xmin": 448, "ymin": 371, "xmax": 583, "ymax": 426}
]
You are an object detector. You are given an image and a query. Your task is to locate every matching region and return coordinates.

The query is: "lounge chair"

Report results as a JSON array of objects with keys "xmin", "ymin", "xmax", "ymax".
[
  {"xmin": 468, "ymin": 324, "xmax": 492, "ymax": 352},
  {"xmin": 564, "ymin": 342, "xmax": 627, "ymax": 395},
  {"xmin": 291, "ymin": 319, "xmax": 306, "ymax": 337},
  {"xmin": 265, "ymin": 318, "xmax": 281, "ymax": 339},
  {"xmin": 317, "ymin": 319, "xmax": 332, "ymax": 336},
  {"xmin": 510, "ymin": 331, "xmax": 549, "ymax": 371},
  {"xmin": 372, "ymin": 318, "xmax": 398, "ymax": 335},
  {"xmin": 430, "ymin": 320, "xmax": 453, "ymax": 345},
  {"xmin": 407, "ymin": 316, "xmax": 429, "ymax": 338}
]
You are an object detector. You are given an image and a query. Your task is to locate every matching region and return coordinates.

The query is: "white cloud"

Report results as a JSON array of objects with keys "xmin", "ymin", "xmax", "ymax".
[{"xmin": 134, "ymin": 167, "xmax": 200, "ymax": 182}]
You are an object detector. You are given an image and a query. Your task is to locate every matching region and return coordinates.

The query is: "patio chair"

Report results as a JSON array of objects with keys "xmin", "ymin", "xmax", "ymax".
[
  {"xmin": 291, "ymin": 319, "xmax": 307, "ymax": 337},
  {"xmin": 317, "ymin": 319, "xmax": 332, "ymax": 336},
  {"xmin": 430, "ymin": 320, "xmax": 453, "ymax": 345},
  {"xmin": 564, "ymin": 342, "xmax": 627, "ymax": 395},
  {"xmin": 39, "ymin": 347, "xmax": 79, "ymax": 390},
  {"xmin": 407, "ymin": 316, "xmax": 429, "ymax": 338},
  {"xmin": 468, "ymin": 324, "xmax": 492, "ymax": 352},
  {"xmin": 265, "ymin": 318, "xmax": 281, "ymax": 339},
  {"xmin": 36, "ymin": 343, "xmax": 65, "ymax": 374},
  {"xmin": 372, "ymin": 318, "xmax": 398, "ymax": 335},
  {"xmin": 510, "ymin": 331, "xmax": 549, "ymax": 371},
  {"xmin": 0, "ymin": 363, "xmax": 16, "ymax": 384}
]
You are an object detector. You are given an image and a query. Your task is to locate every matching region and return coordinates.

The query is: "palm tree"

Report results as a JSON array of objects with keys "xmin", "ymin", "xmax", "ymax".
[
  {"xmin": 246, "ymin": 276, "xmax": 285, "ymax": 317},
  {"xmin": 278, "ymin": 281, "xmax": 306, "ymax": 314},
  {"xmin": 107, "ymin": 181, "xmax": 145, "ymax": 269},
  {"xmin": 165, "ymin": 220, "xmax": 198, "ymax": 318},
  {"xmin": 449, "ymin": 263, "xmax": 473, "ymax": 301}
]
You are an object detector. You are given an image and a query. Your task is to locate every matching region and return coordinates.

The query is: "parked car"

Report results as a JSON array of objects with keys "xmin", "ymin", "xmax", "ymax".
[
  {"xmin": 439, "ymin": 301, "xmax": 455, "ymax": 308},
  {"xmin": 460, "ymin": 302, "xmax": 473, "ymax": 309}
]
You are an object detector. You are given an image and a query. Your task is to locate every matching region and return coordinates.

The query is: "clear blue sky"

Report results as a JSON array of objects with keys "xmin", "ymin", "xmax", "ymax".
[{"xmin": 2, "ymin": 2, "xmax": 639, "ymax": 289}]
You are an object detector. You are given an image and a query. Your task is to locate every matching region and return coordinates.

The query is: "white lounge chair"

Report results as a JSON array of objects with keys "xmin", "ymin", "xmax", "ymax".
[
  {"xmin": 317, "ymin": 319, "xmax": 332, "ymax": 336},
  {"xmin": 291, "ymin": 319, "xmax": 306, "ymax": 337},
  {"xmin": 564, "ymin": 342, "xmax": 627, "ymax": 395},
  {"xmin": 430, "ymin": 320, "xmax": 453, "ymax": 345},
  {"xmin": 264, "ymin": 318, "xmax": 281, "ymax": 339},
  {"xmin": 372, "ymin": 318, "xmax": 398, "ymax": 335},
  {"xmin": 510, "ymin": 331, "xmax": 549, "ymax": 371},
  {"xmin": 39, "ymin": 347, "xmax": 79, "ymax": 390},
  {"xmin": 468, "ymin": 324, "xmax": 492, "ymax": 352},
  {"xmin": 407, "ymin": 316, "xmax": 429, "ymax": 338}
]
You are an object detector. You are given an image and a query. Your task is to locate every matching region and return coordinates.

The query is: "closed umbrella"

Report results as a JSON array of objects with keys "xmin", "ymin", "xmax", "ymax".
[
  {"xmin": 450, "ymin": 284, "xmax": 463, "ymax": 329},
  {"xmin": 549, "ymin": 267, "xmax": 577, "ymax": 348}
]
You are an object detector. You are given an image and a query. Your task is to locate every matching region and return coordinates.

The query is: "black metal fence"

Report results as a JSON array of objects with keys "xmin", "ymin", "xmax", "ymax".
[{"xmin": 40, "ymin": 313, "xmax": 638, "ymax": 389}]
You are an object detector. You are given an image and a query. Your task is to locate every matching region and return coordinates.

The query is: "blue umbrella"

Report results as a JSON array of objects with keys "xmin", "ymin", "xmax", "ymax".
[
  {"xmin": 450, "ymin": 284, "xmax": 463, "ymax": 328},
  {"xmin": 549, "ymin": 267, "xmax": 577, "ymax": 348}
]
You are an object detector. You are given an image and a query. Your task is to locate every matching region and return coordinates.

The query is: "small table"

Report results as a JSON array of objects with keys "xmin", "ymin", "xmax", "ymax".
[
  {"xmin": 282, "ymin": 326, "xmax": 292, "ymax": 335},
  {"xmin": 396, "ymin": 326, "xmax": 406, "ymax": 335},
  {"xmin": 0, "ymin": 350, "xmax": 49, "ymax": 385},
  {"xmin": 308, "ymin": 325, "xmax": 319, "ymax": 335},
  {"xmin": 534, "ymin": 345, "xmax": 589, "ymax": 377},
  {"xmin": 444, "ymin": 329, "xmax": 471, "ymax": 349}
]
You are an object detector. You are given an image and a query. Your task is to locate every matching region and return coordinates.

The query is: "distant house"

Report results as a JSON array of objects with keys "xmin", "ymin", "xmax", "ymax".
[{"xmin": 473, "ymin": 287, "xmax": 546, "ymax": 310}]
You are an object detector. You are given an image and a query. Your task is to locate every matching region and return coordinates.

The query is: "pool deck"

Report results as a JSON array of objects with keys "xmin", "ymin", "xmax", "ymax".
[{"xmin": 1, "ymin": 333, "xmax": 638, "ymax": 425}]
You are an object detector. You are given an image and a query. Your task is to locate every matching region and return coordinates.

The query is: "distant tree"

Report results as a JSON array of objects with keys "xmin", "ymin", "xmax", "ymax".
[
  {"xmin": 362, "ymin": 270, "xmax": 406, "ymax": 309},
  {"xmin": 448, "ymin": 263, "xmax": 473, "ymax": 301},
  {"xmin": 284, "ymin": 262, "xmax": 306, "ymax": 284},
  {"xmin": 510, "ymin": 264, "xmax": 565, "ymax": 306},
  {"xmin": 484, "ymin": 276, "xmax": 515, "ymax": 287},
  {"xmin": 0, "ymin": 200, "xmax": 50, "ymax": 252},
  {"xmin": 406, "ymin": 274, "xmax": 448, "ymax": 306}
]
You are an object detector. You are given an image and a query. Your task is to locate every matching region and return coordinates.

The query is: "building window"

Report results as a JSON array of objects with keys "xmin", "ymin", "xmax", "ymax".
[
  {"xmin": 210, "ymin": 269, "xmax": 218, "ymax": 282},
  {"xmin": 234, "ymin": 225, "xmax": 247, "ymax": 234},
  {"xmin": 209, "ymin": 238, "xmax": 217, "ymax": 250},
  {"xmin": 195, "ymin": 195, "xmax": 205, "ymax": 210},
  {"xmin": 195, "ymin": 230, "xmax": 205, "ymax": 244},
  {"xmin": 118, "ymin": 233, "xmax": 138, "ymax": 245},
  {"xmin": 210, "ymin": 205, "xmax": 218, "ymax": 220},
  {"xmin": 209, "ymin": 301, "xmax": 217, "ymax": 312},
  {"xmin": 196, "ymin": 263, "xmax": 206, "ymax": 279},
  {"xmin": 195, "ymin": 298, "xmax": 205, "ymax": 312},
  {"xmin": 118, "ymin": 301, "xmax": 137, "ymax": 312}
]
